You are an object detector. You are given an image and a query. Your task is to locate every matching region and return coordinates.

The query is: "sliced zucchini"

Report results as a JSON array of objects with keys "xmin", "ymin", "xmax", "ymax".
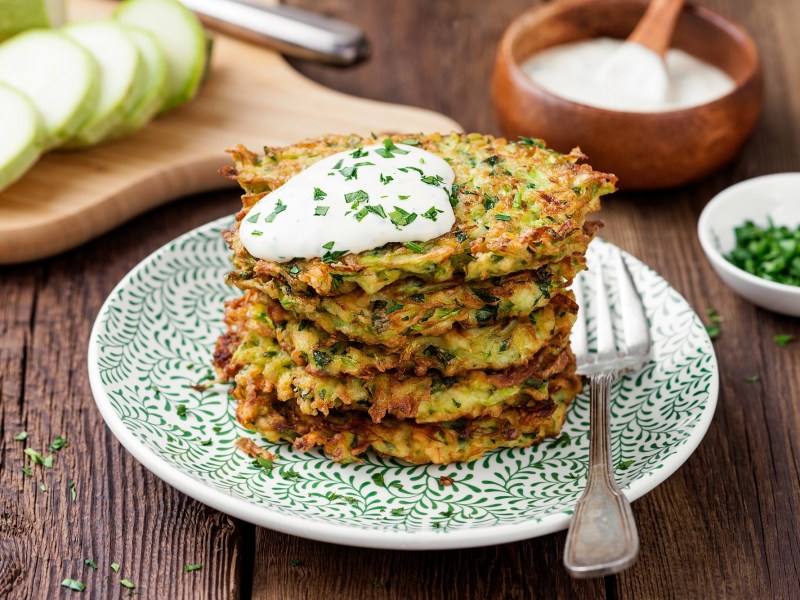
[
  {"xmin": 0, "ymin": 30, "xmax": 99, "ymax": 149},
  {"xmin": 115, "ymin": 0, "xmax": 208, "ymax": 113},
  {"xmin": 107, "ymin": 25, "xmax": 168, "ymax": 139},
  {"xmin": 0, "ymin": 0, "xmax": 65, "ymax": 41},
  {"xmin": 62, "ymin": 20, "xmax": 148, "ymax": 148},
  {"xmin": 0, "ymin": 84, "xmax": 43, "ymax": 192}
]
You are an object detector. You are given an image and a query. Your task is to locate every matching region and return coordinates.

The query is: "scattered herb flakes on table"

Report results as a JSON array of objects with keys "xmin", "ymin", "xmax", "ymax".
[{"xmin": 726, "ymin": 220, "xmax": 800, "ymax": 286}]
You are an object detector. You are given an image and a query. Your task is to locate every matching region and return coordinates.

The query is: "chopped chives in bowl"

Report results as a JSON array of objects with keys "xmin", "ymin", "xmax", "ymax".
[{"xmin": 725, "ymin": 220, "xmax": 800, "ymax": 287}]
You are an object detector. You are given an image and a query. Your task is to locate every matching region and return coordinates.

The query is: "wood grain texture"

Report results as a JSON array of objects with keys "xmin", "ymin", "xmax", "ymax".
[
  {"xmin": 0, "ymin": 0, "xmax": 459, "ymax": 265},
  {"xmin": 2, "ymin": 0, "xmax": 800, "ymax": 599}
]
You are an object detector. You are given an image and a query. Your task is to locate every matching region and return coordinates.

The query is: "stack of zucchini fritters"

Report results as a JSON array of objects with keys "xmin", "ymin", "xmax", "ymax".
[{"xmin": 214, "ymin": 133, "xmax": 615, "ymax": 464}]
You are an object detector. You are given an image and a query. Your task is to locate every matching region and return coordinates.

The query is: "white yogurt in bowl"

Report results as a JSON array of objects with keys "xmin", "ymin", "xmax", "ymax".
[{"xmin": 522, "ymin": 37, "xmax": 735, "ymax": 113}]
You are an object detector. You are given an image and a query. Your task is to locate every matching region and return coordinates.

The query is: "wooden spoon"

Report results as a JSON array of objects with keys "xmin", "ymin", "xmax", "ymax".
[
  {"xmin": 595, "ymin": 0, "xmax": 685, "ymax": 102},
  {"xmin": 628, "ymin": 0, "xmax": 686, "ymax": 57}
]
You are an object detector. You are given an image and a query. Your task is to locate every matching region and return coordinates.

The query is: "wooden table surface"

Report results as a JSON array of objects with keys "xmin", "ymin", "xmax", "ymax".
[{"xmin": 2, "ymin": 0, "xmax": 799, "ymax": 598}]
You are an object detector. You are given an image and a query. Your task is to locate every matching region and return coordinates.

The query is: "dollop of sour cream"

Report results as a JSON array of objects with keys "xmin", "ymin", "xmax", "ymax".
[
  {"xmin": 239, "ymin": 140, "xmax": 456, "ymax": 262},
  {"xmin": 522, "ymin": 37, "xmax": 735, "ymax": 113}
]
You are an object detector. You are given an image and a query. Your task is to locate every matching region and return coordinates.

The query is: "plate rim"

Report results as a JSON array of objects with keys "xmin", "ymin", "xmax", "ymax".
[{"xmin": 87, "ymin": 216, "xmax": 719, "ymax": 550}]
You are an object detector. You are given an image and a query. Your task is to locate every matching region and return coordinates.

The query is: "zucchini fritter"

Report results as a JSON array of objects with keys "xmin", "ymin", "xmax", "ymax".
[
  {"xmin": 265, "ymin": 292, "xmax": 577, "ymax": 377},
  {"xmin": 222, "ymin": 133, "xmax": 613, "ymax": 296},
  {"xmin": 234, "ymin": 254, "xmax": 586, "ymax": 349},
  {"xmin": 235, "ymin": 379, "xmax": 580, "ymax": 465},
  {"xmin": 215, "ymin": 291, "xmax": 578, "ymax": 424}
]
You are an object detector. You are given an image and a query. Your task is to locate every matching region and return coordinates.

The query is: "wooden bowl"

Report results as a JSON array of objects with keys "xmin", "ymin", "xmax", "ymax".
[{"xmin": 491, "ymin": 0, "xmax": 763, "ymax": 190}]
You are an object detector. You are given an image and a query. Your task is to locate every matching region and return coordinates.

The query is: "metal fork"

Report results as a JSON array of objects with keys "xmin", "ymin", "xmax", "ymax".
[{"xmin": 563, "ymin": 251, "xmax": 652, "ymax": 578}]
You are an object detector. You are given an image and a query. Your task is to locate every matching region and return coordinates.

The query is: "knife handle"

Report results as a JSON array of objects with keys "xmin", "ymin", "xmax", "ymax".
[{"xmin": 182, "ymin": 0, "xmax": 370, "ymax": 65}]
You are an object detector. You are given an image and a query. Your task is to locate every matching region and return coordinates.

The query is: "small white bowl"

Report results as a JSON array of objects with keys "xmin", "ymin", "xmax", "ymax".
[{"xmin": 698, "ymin": 173, "xmax": 800, "ymax": 317}]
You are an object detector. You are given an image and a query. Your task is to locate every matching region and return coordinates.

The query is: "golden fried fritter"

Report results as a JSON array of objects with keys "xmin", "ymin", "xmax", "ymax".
[
  {"xmin": 214, "ymin": 292, "xmax": 578, "ymax": 425},
  {"xmin": 222, "ymin": 133, "xmax": 613, "ymax": 296},
  {"xmin": 233, "ymin": 253, "xmax": 586, "ymax": 349},
  {"xmin": 234, "ymin": 381, "xmax": 580, "ymax": 465},
  {"xmin": 230, "ymin": 289, "xmax": 577, "ymax": 377}
]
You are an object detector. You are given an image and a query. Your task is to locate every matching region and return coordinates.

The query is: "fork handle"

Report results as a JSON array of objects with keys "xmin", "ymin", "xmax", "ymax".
[{"xmin": 563, "ymin": 372, "xmax": 639, "ymax": 578}]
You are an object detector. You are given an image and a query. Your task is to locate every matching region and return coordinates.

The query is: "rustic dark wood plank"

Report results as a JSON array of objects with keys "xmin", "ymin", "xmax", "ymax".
[
  {"xmin": 252, "ymin": 529, "xmax": 605, "ymax": 600},
  {"xmin": 0, "ymin": 191, "xmax": 247, "ymax": 599}
]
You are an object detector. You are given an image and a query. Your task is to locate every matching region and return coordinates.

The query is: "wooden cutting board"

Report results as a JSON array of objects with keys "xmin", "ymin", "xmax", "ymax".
[{"xmin": 0, "ymin": 0, "xmax": 461, "ymax": 264}]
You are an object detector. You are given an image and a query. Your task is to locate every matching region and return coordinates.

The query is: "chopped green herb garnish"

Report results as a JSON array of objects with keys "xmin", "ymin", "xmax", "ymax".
[
  {"xmin": 264, "ymin": 199, "xmax": 287, "ymax": 223},
  {"xmin": 314, "ymin": 206, "xmax": 329, "ymax": 217},
  {"xmin": 245, "ymin": 212, "xmax": 260, "ymax": 223},
  {"xmin": 288, "ymin": 265, "xmax": 301, "ymax": 276},
  {"xmin": 375, "ymin": 138, "xmax": 410, "ymax": 159},
  {"xmin": 706, "ymin": 308, "xmax": 722, "ymax": 324},
  {"xmin": 482, "ymin": 193, "xmax": 498, "ymax": 210},
  {"xmin": 281, "ymin": 469, "xmax": 301, "ymax": 480},
  {"xmin": 371, "ymin": 473, "xmax": 386, "ymax": 487},
  {"xmin": 176, "ymin": 404, "xmax": 187, "ymax": 417},
  {"xmin": 254, "ymin": 456, "xmax": 274, "ymax": 471},
  {"xmin": 69, "ymin": 481, "xmax": 77, "ymax": 502},
  {"xmin": 322, "ymin": 248, "xmax": 349, "ymax": 264},
  {"xmin": 333, "ymin": 159, "xmax": 343, "ymax": 170},
  {"xmin": 290, "ymin": 559, "xmax": 301, "ymax": 566},
  {"xmin": 48, "ymin": 435, "xmax": 67, "ymax": 451},
  {"xmin": 379, "ymin": 173, "xmax": 393, "ymax": 185},
  {"xmin": 617, "ymin": 459, "xmax": 634, "ymax": 470},
  {"xmin": 385, "ymin": 302, "xmax": 404, "ymax": 314},
  {"xmin": 340, "ymin": 165, "xmax": 364, "ymax": 180},
  {"xmin": 184, "ymin": 564, "xmax": 202, "ymax": 572},
  {"xmin": 21, "ymin": 467, "xmax": 32, "ymax": 476},
  {"xmin": 745, "ymin": 375, "xmax": 760, "ymax": 383},
  {"xmin": 725, "ymin": 219, "xmax": 800, "ymax": 287},
  {"xmin": 344, "ymin": 190, "xmax": 369, "ymax": 206},
  {"xmin": 350, "ymin": 147, "xmax": 368, "ymax": 159},
  {"xmin": 420, "ymin": 174, "xmax": 444, "ymax": 186},
  {"xmin": 13, "ymin": 431, "xmax": 27, "ymax": 441},
  {"xmin": 705, "ymin": 325, "xmax": 721, "ymax": 339},
  {"xmin": 518, "ymin": 136, "xmax": 546, "ymax": 149},
  {"xmin": 391, "ymin": 508, "xmax": 404, "ymax": 515},
  {"xmin": 120, "ymin": 579, "xmax": 135, "ymax": 590},
  {"xmin": 775, "ymin": 334, "xmax": 794, "ymax": 347},
  {"xmin": 323, "ymin": 241, "xmax": 335, "ymax": 250},
  {"xmin": 366, "ymin": 205, "xmax": 387, "ymax": 219},
  {"xmin": 494, "ymin": 214, "xmax": 511, "ymax": 221},
  {"xmin": 373, "ymin": 580, "xmax": 384, "ymax": 589},
  {"xmin": 111, "ymin": 563, "xmax": 120, "ymax": 573},
  {"xmin": 313, "ymin": 187, "xmax": 327, "ymax": 201},
  {"xmin": 61, "ymin": 578, "xmax": 86, "ymax": 592},
  {"xmin": 399, "ymin": 139, "xmax": 420, "ymax": 146},
  {"xmin": 397, "ymin": 195, "xmax": 410, "ymax": 200},
  {"xmin": 40, "ymin": 483, "xmax": 47, "ymax": 491},
  {"xmin": 404, "ymin": 241, "xmax": 424, "ymax": 253},
  {"xmin": 85, "ymin": 559, "xmax": 97, "ymax": 570},
  {"xmin": 422, "ymin": 206, "xmax": 443, "ymax": 221},
  {"xmin": 24, "ymin": 447, "xmax": 48, "ymax": 466},
  {"xmin": 251, "ymin": 230, "xmax": 263, "ymax": 237},
  {"xmin": 389, "ymin": 206, "xmax": 417, "ymax": 228}
]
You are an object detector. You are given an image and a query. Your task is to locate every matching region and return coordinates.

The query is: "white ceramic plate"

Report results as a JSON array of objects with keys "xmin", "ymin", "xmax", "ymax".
[{"xmin": 88, "ymin": 217, "xmax": 718, "ymax": 550}]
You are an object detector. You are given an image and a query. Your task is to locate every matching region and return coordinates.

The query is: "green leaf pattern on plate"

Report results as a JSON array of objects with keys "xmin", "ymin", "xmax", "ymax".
[{"xmin": 92, "ymin": 218, "xmax": 716, "ymax": 535}]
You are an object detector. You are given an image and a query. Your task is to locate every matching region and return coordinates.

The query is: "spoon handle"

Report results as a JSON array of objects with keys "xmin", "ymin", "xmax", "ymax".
[
  {"xmin": 563, "ymin": 373, "xmax": 639, "ymax": 578},
  {"xmin": 628, "ymin": 0, "xmax": 685, "ymax": 56}
]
